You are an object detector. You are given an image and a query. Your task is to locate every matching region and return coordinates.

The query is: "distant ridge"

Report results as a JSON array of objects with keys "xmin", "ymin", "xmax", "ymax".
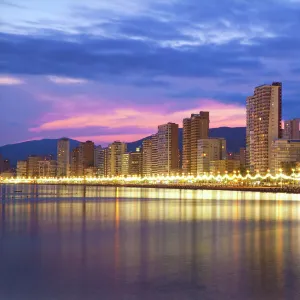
[{"xmin": 0, "ymin": 127, "xmax": 246, "ymax": 166}]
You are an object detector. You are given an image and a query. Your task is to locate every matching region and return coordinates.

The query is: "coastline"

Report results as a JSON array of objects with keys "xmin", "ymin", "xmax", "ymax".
[{"xmin": 2, "ymin": 182, "xmax": 300, "ymax": 194}]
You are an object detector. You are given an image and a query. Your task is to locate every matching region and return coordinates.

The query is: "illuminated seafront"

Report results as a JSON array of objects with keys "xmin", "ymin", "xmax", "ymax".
[{"xmin": 1, "ymin": 172, "xmax": 300, "ymax": 194}]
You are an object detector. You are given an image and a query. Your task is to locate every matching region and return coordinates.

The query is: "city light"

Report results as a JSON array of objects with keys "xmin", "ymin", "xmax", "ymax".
[{"xmin": 1, "ymin": 171, "xmax": 300, "ymax": 185}]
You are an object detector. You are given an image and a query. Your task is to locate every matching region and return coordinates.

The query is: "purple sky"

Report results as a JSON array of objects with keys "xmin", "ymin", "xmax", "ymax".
[{"xmin": 1, "ymin": 0, "xmax": 300, "ymax": 146}]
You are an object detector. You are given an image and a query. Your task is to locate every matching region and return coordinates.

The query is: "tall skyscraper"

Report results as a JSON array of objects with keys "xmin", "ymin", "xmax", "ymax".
[
  {"xmin": 57, "ymin": 138, "xmax": 70, "ymax": 177},
  {"xmin": 151, "ymin": 134, "xmax": 158, "ymax": 176},
  {"xmin": 70, "ymin": 147, "xmax": 80, "ymax": 176},
  {"xmin": 183, "ymin": 112, "xmax": 209, "ymax": 175},
  {"xmin": 157, "ymin": 122, "xmax": 179, "ymax": 175},
  {"xmin": 142, "ymin": 139, "xmax": 152, "ymax": 176},
  {"xmin": 94, "ymin": 145, "xmax": 105, "ymax": 177},
  {"xmin": 104, "ymin": 147, "xmax": 111, "ymax": 176},
  {"xmin": 246, "ymin": 82, "xmax": 282, "ymax": 173},
  {"xmin": 129, "ymin": 148, "xmax": 142, "ymax": 176},
  {"xmin": 110, "ymin": 141, "xmax": 127, "ymax": 176},
  {"xmin": 283, "ymin": 119, "xmax": 300, "ymax": 139},
  {"xmin": 121, "ymin": 153, "xmax": 130, "ymax": 176},
  {"xmin": 79, "ymin": 141, "xmax": 95, "ymax": 175}
]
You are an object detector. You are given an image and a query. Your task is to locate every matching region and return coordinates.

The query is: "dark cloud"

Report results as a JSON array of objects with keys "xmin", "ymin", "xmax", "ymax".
[
  {"xmin": 0, "ymin": 31, "xmax": 264, "ymax": 81},
  {"xmin": 1, "ymin": 0, "xmax": 300, "ymax": 145}
]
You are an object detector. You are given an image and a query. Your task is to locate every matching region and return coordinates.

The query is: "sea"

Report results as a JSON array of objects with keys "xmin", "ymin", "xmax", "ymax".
[{"xmin": 1, "ymin": 184, "xmax": 300, "ymax": 300}]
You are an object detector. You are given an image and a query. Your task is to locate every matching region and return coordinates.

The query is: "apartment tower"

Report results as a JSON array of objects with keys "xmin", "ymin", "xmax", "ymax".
[
  {"xmin": 246, "ymin": 82, "xmax": 282, "ymax": 173},
  {"xmin": 57, "ymin": 138, "xmax": 70, "ymax": 177},
  {"xmin": 142, "ymin": 139, "xmax": 152, "ymax": 176},
  {"xmin": 78, "ymin": 141, "xmax": 95, "ymax": 175},
  {"xmin": 183, "ymin": 112, "xmax": 209, "ymax": 175},
  {"xmin": 157, "ymin": 122, "xmax": 179, "ymax": 175},
  {"xmin": 110, "ymin": 141, "xmax": 127, "ymax": 176}
]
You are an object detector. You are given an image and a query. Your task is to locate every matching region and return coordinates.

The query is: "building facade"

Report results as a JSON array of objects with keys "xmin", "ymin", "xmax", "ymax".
[
  {"xmin": 271, "ymin": 139, "xmax": 300, "ymax": 174},
  {"xmin": 246, "ymin": 82, "xmax": 282, "ymax": 173},
  {"xmin": 157, "ymin": 123, "xmax": 179, "ymax": 175},
  {"xmin": 94, "ymin": 145, "xmax": 105, "ymax": 177},
  {"xmin": 283, "ymin": 119, "xmax": 300, "ymax": 140},
  {"xmin": 151, "ymin": 134, "xmax": 158, "ymax": 176},
  {"xmin": 197, "ymin": 138, "xmax": 226, "ymax": 174},
  {"xmin": 38, "ymin": 160, "xmax": 57, "ymax": 177},
  {"xmin": 129, "ymin": 149, "xmax": 142, "ymax": 176},
  {"xmin": 16, "ymin": 160, "xmax": 28, "ymax": 178},
  {"xmin": 27, "ymin": 156, "xmax": 42, "ymax": 177},
  {"xmin": 57, "ymin": 138, "xmax": 70, "ymax": 177},
  {"xmin": 183, "ymin": 112, "xmax": 209, "ymax": 175},
  {"xmin": 79, "ymin": 141, "xmax": 95, "ymax": 176},
  {"xmin": 110, "ymin": 141, "xmax": 127, "ymax": 176},
  {"xmin": 210, "ymin": 159, "xmax": 240, "ymax": 175},
  {"xmin": 121, "ymin": 153, "xmax": 130, "ymax": 176},
  {"xmin": 70, "ymin": 147, "xmax": 80, "ymax": 176},
  {"xmin": 142, "ymin": 139, "xmax": 152, "ymax": 176}
]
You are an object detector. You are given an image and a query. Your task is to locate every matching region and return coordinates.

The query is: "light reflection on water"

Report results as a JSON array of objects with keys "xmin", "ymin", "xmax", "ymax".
[{"xmin": 1, "ymin": 184, "xmax": 300, "ymax": 300}]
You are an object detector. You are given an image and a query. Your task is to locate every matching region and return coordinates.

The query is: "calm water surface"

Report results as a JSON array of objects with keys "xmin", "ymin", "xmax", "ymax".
[{"xmin": 1, "ymin": 184, "xmax": 300, "ymax": 300}]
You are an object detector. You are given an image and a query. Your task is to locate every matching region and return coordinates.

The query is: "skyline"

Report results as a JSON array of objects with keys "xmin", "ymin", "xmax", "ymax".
[{"xmin": 1, "ymin": 0, "xmax": 300, "ymax": 146}]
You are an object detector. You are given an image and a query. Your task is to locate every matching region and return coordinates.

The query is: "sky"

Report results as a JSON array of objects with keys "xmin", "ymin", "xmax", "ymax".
[{"xmin": 0, "ymin": 0, "xmax": 300, "ymax": 146}]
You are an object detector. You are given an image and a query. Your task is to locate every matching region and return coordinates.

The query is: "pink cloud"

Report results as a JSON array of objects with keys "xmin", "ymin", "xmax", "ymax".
[
  {"xmin": 30, "ymin": 99, "xmax": 245, "ymax": 133},
  {"xmin": 0, "ymin": 75, "xmax": 24, "ymax": 85}
]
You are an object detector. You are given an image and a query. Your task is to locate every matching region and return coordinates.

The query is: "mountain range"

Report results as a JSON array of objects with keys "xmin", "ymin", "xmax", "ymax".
[{"xmin": 0, "ymin": 127, "xmax": 246, "ymax": 167}]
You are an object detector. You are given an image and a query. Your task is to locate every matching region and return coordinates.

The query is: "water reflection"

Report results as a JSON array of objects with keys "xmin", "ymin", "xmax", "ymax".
[{"xmin": 0, "ymin": 185, "xmax": 300, "ymax": 300}]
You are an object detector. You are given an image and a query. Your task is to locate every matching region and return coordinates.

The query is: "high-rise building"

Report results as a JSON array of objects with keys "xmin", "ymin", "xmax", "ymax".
[
  {"xmin": 70, "ymin": 147, "xmax": 80, "ymax": 176},
  {"xmin": 283, "ymin": 119, "xmax": 300, "ymax": 139},
  {"xmin": 129, "ymin": 148, "xmax": 142, "ymax": 176},
  {"xmin": 197, "ymin": 138, "xmax": 226, "ymax": 174},
  {"xmin": 183, "ymin": 112, "xmax": 209, "ymax": 175},
  {"xmin": 110, "ymin": 141, "xmax": 127, "ymax": 176},
  {"xmin": 271, "ymin": 139, "xmax": 300, "ymax": 174},
  {"xmin": 246, "ymin": 82, "xmax": 282, "ymax": 173},
  {"xmin": 157, "ymin": 122, "xmax": 179, "ymax": 175},
  {"xmin": 239, "ymin": 147, "xmax": 246, "ymax": 168},
  {"xmin": 142, "ymin": 139, "xmax": 152, "ymax": 176},
  {"xmin": 17, "ymin": 160, "xmax": 28, "ymax": 178},
  {"xmin": 104, "ymin": 147, "xmax": 111, "ymax": 176},
  {"xmin": 94, "ymin": 145, "xmax": 105, "ymax": 177},
  {"xmin": 57, "ymin": 138, "xmax": 70, "ymax": 177},
  {"xmin": 27, "ymin": 155, "xmax": 42, "ymax": 177},
  {"xmin": 151, "ymin": 134, "xmax": 158, "ymax": 176},
  {"xmin": 121, "ymin": 153, "xmax": 130, "ymax": 176},
  {"xmin": 79, "ymin": 141, "xmax": 95, "ymax": 175}
]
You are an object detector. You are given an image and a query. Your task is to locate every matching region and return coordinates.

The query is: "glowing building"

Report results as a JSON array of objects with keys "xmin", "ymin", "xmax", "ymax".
[
  {"xmin": 183, "ymin": 111, "xmax": 209, "ymax": 175},
  {"xmin": 197, "ymin": 138, "xmax": 226, "ymax": 174},
  {"xmin": 271, "ymin": 139, "xmax": 300, "ymax": 174},
  {"xmin": 157, "ymin": 122, "xmax": 179, "ymax": 175},
  {"xmin": 246, "ymin": 82, "xmax": 282, "ymax": 173},
  {"xmin": 57, "ymin": 138, "xmax": 70, "ymax": 177}
]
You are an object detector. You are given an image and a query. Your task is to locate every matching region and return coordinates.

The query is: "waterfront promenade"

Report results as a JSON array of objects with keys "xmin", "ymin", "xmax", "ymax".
[{"xmin": 1, "ymin": 175, "xmax": 300, "ymax": 194}]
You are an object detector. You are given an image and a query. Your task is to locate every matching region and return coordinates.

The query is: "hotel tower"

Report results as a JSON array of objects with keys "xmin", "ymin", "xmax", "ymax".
[{"xmin": 246, "ymin": 82, "xmax": 282, "ymax": 173}]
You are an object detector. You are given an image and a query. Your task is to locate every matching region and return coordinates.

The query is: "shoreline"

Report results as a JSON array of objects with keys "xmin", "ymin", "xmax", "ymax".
[{"xmin": 2, "ymin": 182, "xmax": 300, "ymax": 194}]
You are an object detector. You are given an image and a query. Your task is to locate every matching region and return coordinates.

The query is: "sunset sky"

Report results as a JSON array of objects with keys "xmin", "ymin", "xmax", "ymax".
[{"xmin": 1, "ymin": 0, "xmax": 300, "ymax": 146}]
